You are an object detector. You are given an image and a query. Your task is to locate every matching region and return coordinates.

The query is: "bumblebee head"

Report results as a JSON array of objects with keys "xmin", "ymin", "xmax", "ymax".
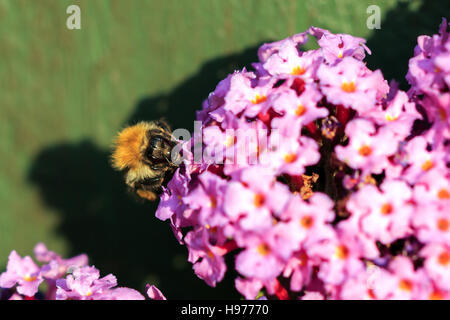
[
  {"xmin": 111, "ymin": 121, "xmax": 176, "ymax": 171},
  {"xmin": 144, "ymin": 132, "xmax": 174, "ymax": 165}
]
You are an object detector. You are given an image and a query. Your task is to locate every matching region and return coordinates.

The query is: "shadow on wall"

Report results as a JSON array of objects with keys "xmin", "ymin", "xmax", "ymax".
[
  {"xmin": 365, "ymin": 0, "xmax": 450, "ymax": 89},
  {"xmin": 27, "ymin": 45, "xmax": 261, "ymax": 299}
]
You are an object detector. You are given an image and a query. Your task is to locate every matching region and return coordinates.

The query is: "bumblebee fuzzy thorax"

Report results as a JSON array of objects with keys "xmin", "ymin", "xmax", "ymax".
[{"xmin": 111, "ymin": 122, "xmax": 152, "ymax": 171}]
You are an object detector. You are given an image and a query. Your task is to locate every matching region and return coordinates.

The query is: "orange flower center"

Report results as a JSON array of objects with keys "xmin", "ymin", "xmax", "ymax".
[
  {"xmin": 253, "ymin": 193, "xmax": 266, "ymax": 208},
  {"xmin": 300, "ymin": 215, "xmax": 314, "ymax": 229},
  {"xmin": 385, "ymin": 114, "xmax": 399, "ymax": 121},
  {"xmin": 257, "ymin": 243, "xmax": 271, "ymax": 256},
  {"xmin": 335, "ymin": 245, "xmax": 349, "ymax": 260},
  {"xmin": 295, "ymin": 104, "xmax": 307, "ymax": 116},
  {"xmin": 437, "ymin": 218, "xmax": 449, "ymax": 232},
  {"xmin": 207, "ymin": 250, "xmax": 215, "ymax": 259},
  {"xmin": 251, "ymin": 94, "xmax": 267, "ymax": 104},
  {"xmin": 291, "ymin": 66, "xmax": 307, "ymax": 75},
  {"xmin": 23, "ymin": 275, "xmax": 37, "ymax": 282},
  {"xmin": 437, "ymin": 188, "xmax": 450, "ymax": 199},
  {"xmin": 298, "ymin": 251, "xmax": 308, "ymax": 266},
  {"xmin": 438, "ymin": 252, "xmax": 450, "ymax": 266},
  {"xmin": 284, "ymin": 153, "xmax": 297, "ymax": 163},
  {"xmin": 341, "ymin": 81, "xmax": 356, "ymax": 93},
  {"xmin": 367, "ymin": 289, "xmax": 376, "ymax": 299},
  {"xmin": 380, "ymin": 203, "xmax": 393, "ymax": 215},
  {"xmin": 430, "ymin": 291, "xmax": 444, "ymax": 300},
  {"xmin": 358, "ymin": 145, "xmax": 372, "ymax": 157},
  {"xmin": 439, "ymin": 108, "xmax": 447, "ymax": 121},
  {"xmin": 398, "ymin": 279, "xmax": 414, "ymax": 292},
  {"xmin": 225, "ymin": 135, "xmax": 236, "ymax": 147},
  {"xmin": 209, "ymin": 196, "xmax": 217, "ymax": 208},
  {"xmin": 421, "ymin": 159, "xmax": 434, "ymax": 171},
  {"xmin": 205, "ymin": 224, "xmax": 218, "ymax": 233}
]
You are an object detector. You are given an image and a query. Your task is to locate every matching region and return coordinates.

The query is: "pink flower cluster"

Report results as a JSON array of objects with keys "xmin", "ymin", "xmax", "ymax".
[
  {"xmin": 0, "ymin": 243, "xmax": 166, "ymax": 300},
  {"xmin": 157, "ymin": 20, "xmax": 450, "ymax": 299}
]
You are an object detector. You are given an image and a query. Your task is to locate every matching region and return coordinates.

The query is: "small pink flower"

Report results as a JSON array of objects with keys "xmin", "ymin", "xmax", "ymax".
[
  {"xmin": 106, "ymin": 287, "xmax": 145, "ymax": 300},
  {"xmin": 156, "ymin": 169, "xmax": 191, "ymax": 222},
  {"xmin": 338, "ymin": 269, "xmax": 377, "ymax": 300},
  {"xmin": 183, "ymin": 171, "xmax": 228, "ymax": 228},
  {"xmin": 223, "ymin": 166, "xmax": 290, "ymax": 231},
  {"xmin": 234, "ymin": 277, "xmax": 264, "ymax": 300},
  {"xmin": 435, "ymin": 51, "xmax": 450, "ymax": 87},
  {"xmin": 34, "ymin": 243, "xmax": 88, "ymax": 280},
  {"xmin": 403, "ymin": 136, "xmax": 447, "ymax": 184},
  {"xmin": 8, "ymin": 293, "xmax": 24, "ymax": 300},
  {"xmin": 280, "ymin": 192, "xmax": 335, "ymax": 247},
  {"xmin": 282, "ymin": 250, "xmax": 314, "ymax": 292},
  {"xmin": 412, "ymin": 202, "xmax": 450, "ymax": 244},
  {"xmin": 407, "ymin": 18, "xmax": 449, "ymax": 96},
  {"xmin": 361, "ymin": 90, "xmax": 421, "ymax": 139},
  {"xmin": 220, "ymin": 70, "xmax": 272, "ymax": 116},
  {"xmin": 317, "ymin": 57, "xmax": 388, "ymax": 113},
  {"xmin": 146, "ymin": 284, "xmax": 167, "ymax": 300},
  {"xmin": 55, "ymin": 266, "xmax": 117, "ymax": 300},
  {"xmin": 257, "ymin": 32, "xmax": 309, "ymax": 64},
  {"xmin": 201, "ymin": 124, "xmax": 236, "ymax": 165},
  {"xmin": 335, "ymin": 119, "xmax": 399, "ymax": 174},
  {"xmin": 184, "ymin": 228, "xmax": 227, "ymax": 287},
  {"xmin": 263, "ymin": 43, "xmax": 322, "ymax": 81},
  {"xmin": 235, "ymin": 233, "xmax": 286, "ymax": 281},
  {"xmin": 421, "ymin": 243, "xmax": 450, "ymax": 291},
  {"xmin": 260, "ymin": 135, "xmax": 321, "ymax": 176},
  {"xmin": 0, "ymin": 250, "xmax": 43, "ymax": 297},
  {"xmin": 270, "ymin": 84, "xmax": 327, "ymax": 137},
  {"xmin": 348, "ymin": 180, "xmax": 413, "ymax": 244},
  {"xmin": 413, "ymin": 170, "xmax": 450, "ymax": 206},
  {"xmin": 308, "ymin": 26, "xmax": 371, "ymax": 63},
  {"xmin": 307, "ymin": 231, "xmax": 367, "ymax": 286},
  {"xmin": 421, "ymin": 92, "xmax": 450, "ymax": 146},
  {"xmin": 222, "ymin": 120, "xmax": 268, "ymax": 174},
  {"xmin": 385, "ymin": 257, "xmax": 427, "ymax": 300}
]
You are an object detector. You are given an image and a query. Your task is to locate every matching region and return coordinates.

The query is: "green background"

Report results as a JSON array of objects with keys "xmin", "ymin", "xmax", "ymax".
[{"xmin": 0, "ymin": 0, "xmax": 448, "ymax": 299}]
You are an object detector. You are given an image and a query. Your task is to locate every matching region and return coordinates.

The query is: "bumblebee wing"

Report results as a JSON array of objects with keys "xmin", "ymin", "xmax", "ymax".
[{"xmin": 153, "ymin": 118, "xmax": 171, "ymax": 132}]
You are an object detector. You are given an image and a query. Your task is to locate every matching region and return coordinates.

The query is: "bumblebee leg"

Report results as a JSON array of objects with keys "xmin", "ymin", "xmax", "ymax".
[
  {"xmin": 136, "ymin": 189, "xmax": 158, "ymax": 201},
  {"xmin": 134, "ymin": 175, "xmax": 165, "ymax": 197}
]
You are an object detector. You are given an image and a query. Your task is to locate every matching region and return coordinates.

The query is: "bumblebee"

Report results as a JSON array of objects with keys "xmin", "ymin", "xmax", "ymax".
[{"xmin": 111, "ymin": 120, "xmax": 179, "ymax": 201}]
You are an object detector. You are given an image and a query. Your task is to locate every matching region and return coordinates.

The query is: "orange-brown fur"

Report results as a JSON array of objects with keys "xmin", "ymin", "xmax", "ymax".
[{"xmin": 111, "ymin": 122, "xmax": 152, "ymax": 170}]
